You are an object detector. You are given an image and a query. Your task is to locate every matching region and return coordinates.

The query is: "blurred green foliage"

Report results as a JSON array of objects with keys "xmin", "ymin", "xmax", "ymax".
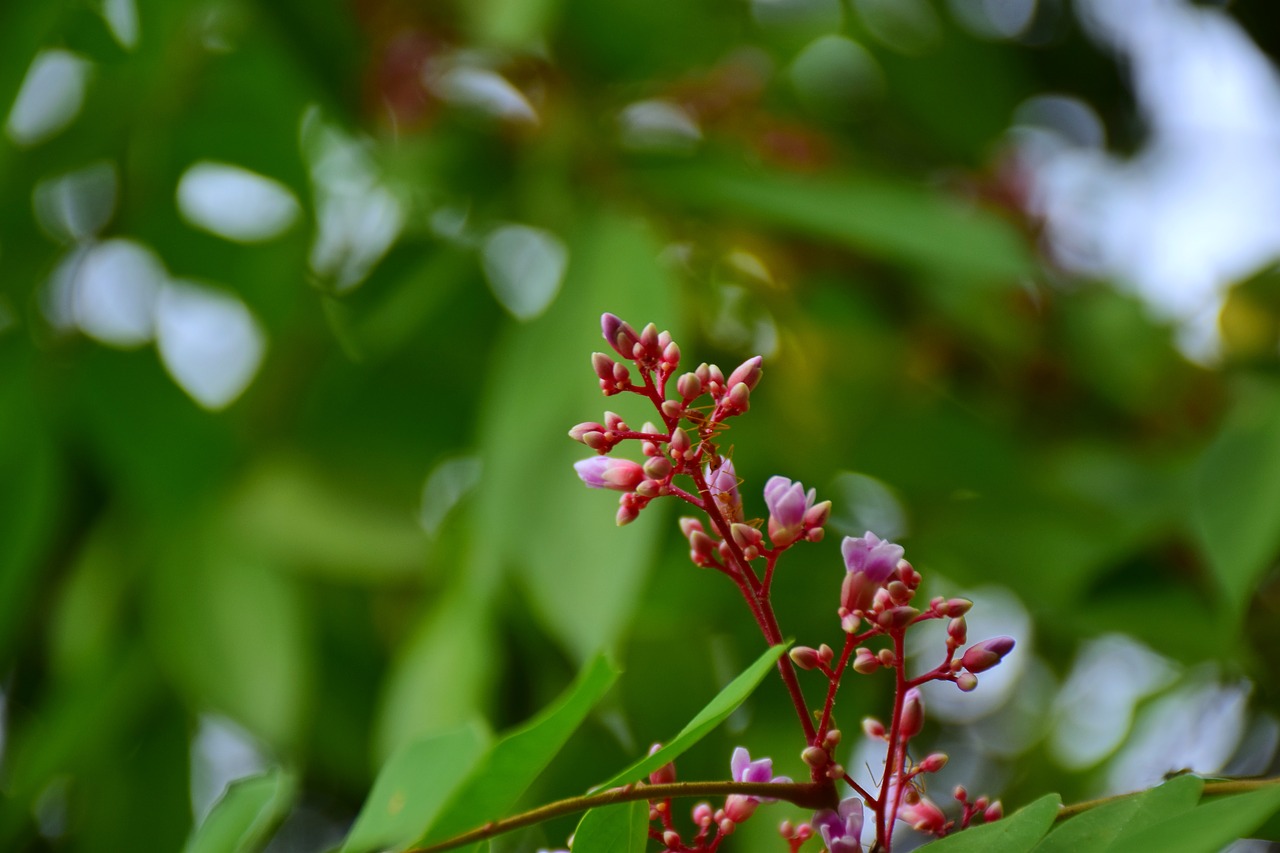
[{"xmin": 4, "ymin": 0, "xmax": 1280, "ymax": 851}]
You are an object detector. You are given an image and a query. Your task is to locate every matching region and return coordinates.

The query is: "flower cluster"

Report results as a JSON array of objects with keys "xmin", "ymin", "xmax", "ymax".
[{"xmin": 569, "ymin": 314, "xmax": 1016, "ymax": 853}]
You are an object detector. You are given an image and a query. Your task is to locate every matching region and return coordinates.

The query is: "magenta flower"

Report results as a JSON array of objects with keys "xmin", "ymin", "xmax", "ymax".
[
  {"xmin": 841, "ymin": 532, "xmax": 904, "ymax": 583},
  {"xmin": 723, "ymin": 746, "xmax": 791, "ymax": 823},
  {"xmin": 764, "ymin": 476, "xmax": 815, "ymax": 547},
  {"xmin": 706, "ymin": 458, "xmax": 743, "ymax": 522},
  {"xmin": 574, "ymin": 457, "xmax": 645, "ymax": 492},
  {"xmin": 813, "ymin": 797, "xmax": 864, "ymax": 853},
  {"xmin": 898, "ymin": 795, "xmax": 947, "ymax": 834}
]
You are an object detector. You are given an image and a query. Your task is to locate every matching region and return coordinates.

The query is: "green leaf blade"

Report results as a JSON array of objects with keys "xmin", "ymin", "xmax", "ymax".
[
  {"xmin": 570, "ymin": 801, "xmax": 649, "ymax": 853},
  {"xmin": 1120, "ymin": 783, "xmax": 1280, "ymax": 853},
  {"xmin": 593, "ymin": 643, "xmax": 788, "ymax": 791},
  {"xmin": 918, "ymin": 794, "xmax": 1061, "ymax": 853},
  {"xmin": 183, "ymin": 768, "xmax": 296, "ymax": 853},
  {"xmin": 1034, "ymin": 775, "xmax": 1203, "ymax": 853},
  {"xmin": 340, "ymin": 722, "xmax": 490, "ymax": 853},
  {"xmin": 419, "ymin": 653, "xmax": 620, "ymax": 844}
]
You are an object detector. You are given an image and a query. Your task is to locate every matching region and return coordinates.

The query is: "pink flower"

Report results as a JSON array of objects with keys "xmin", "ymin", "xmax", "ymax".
[
  {"xmin": 841, "ymin": 532, "xmax": 904, "ymax": 583},
  {"xmin": 706, "ymin": 458, "xmax": 743, "ymax": 522},
  {"xmin": 812, "ymin": 797, "xmax": 864, "ymax": 853},
  {"xmin": 724, "ymin": 747, "xmax": 791, "ymax": 823},
  {"xmin": 574, "ymin": 457, "xmax": 644, "ymax": 492},
  {"xmin": 898, "ymin": 796, "xmax": 947, "ymax": 835},
  {"xmin": 764, "ymin": 476, "xmax": 815, "ymax": 547}
]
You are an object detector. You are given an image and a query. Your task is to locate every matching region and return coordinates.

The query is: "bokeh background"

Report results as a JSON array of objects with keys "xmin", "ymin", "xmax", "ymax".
[{"xmin": 6, "ymin": 0, "xmax": 1280, "ymax": 850}]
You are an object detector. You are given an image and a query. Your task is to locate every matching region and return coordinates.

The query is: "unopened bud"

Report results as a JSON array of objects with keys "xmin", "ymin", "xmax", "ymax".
[
  {"xmin": 592, "ymin": 352, "xmax": 616, "ymax": 380},
  {"xmin": 853, "ymin": 647, "xmax": 879, "ymax": 674},
  {"xmin": 790, "ymin": 646, "xmax": 821, "ymax": 670},
  {"xmin": 825, "ymin": 763, "xmax": 845, "ymax": 779},
  {"xmin": 876, "ymin": 648, "xmax": 896, "ymax": 667},
  {"xmin": 635, "ymin": 479, "xmax": 661, "ymax": 498},
  {"xmin": 643, "ymin": 456, "xmax": 672, "ymax": 479},
  {"xmin": 779, "ymin": 820, "xmax": 794, "ymax": 838},
  {"xmin": 919, "ymin": 752, "xmax": 948, "ymax": 773},
  {"xmin": 817, "ymin": 643, "xmax": 834, "ymax": 664},
  {"xmin": 945, "ymin": 597, "xmax": 973, "ymax": 616},
  {"xmin": 569, "ymin": 422, "xmax": 606, "ymax": 442},
  {"xmin": 689, "ymin": 531, "xmax": 716, "ymax": 562},
  {"xmin": 662, "ymin": 830, "xmax": 680, "ymax": 847},
  {"xmin": 719, "ymin": 817, "xmax": 736, "ymax": 835},
  {"xmin": 900, "ymin": 688, "xmax": 924, "ymax": 739},
  {"xmin": 612, "ymin": 361, "xmax": 631, "ymax": 386},
  {"xmin": 677, "ymin": 372, "xmax": 702, "ymax": 399},
  {"xmin": 640, "ymin": 322, "xmax": 660, "ymax": 354},
  {"xmin": 961, "ymin": 637, "xmax": 1015, "ymax": 674},
  {"xmin": 661, "ymin": 341, "xmax": 681, "ymax": 369},
  {"xmin": 956, "ymin": 671, "xmax": 978, "ymax": 692},
  {"xmin": 726, "ymin": 355, "xmax": 763, "ymax": 391},
  {"xmin": 707, "ymin": 364, "xmax": 725, "ymax": 387},
  {"xmin": 604, "ymin": 411, "xmax": 626, "ymax": 431},
  {"xmin": 823, "ymin": 728, "xmax": 841, "ymax": 749},
  {"xmin": 801, "ymin": 746, "xmax": 826, "ymax": 767},
  {"xmin": 730, "ymin": 523, "xmax": 762, "ymax": 550},
  {"xmin": 670, "ymin": 427, "xmax": 691, "ymax": 458},
  {"xmin": 601, "ymin": 313, "xmax": 639, "ymax": 357},
  {"xmin": 803, "ymin": 500, "xmax": 832, "ymax": 530},
  {"xmin": 897, "ymin": 559, "xmax": 920, "ymax": 587},
  {"xmin": 862, "ymin": 717, "xmax": 886, "ymax": 739},
  {"xmin": 679, "ymin": 517, "xmax": 704, "ymax": 538},
  {"xmin": 984, "ymin": 801, "xmax": 1004, "ymax": 822},
  {"xmin": 693, "ymin": 803, "xmax": 713, "ymax": 825},
  {"xmin": 725, "ymin": 382, "xmax": 751, "ymax": 414},
  {"xmin": 660, "ymin": 400, "xmax": 684, "ymax": 419},
  {"xmin": 887, "ymin": 580, "xmax": 912, "ymax": 604},
  {"xmin": 582, "ymin": 431, "xmax": 610, "ymax": 451},
  {"xmin": 647, "ymin": 744, "xmax": 676, "ymax": 785},
  {"xmin": 616, "ymin": 502, "xmax": 640, "ymax": 526},
  {"xmin": 876, "ymin": 605, "xmax": 919, "ymax": 630},
  {"xmin": 947, "ymin": 617, "xmax": 967, "ymax": 645},
  {"xmin": 953, "ymin": 785, "xmax": 968, "ymax": 802}
]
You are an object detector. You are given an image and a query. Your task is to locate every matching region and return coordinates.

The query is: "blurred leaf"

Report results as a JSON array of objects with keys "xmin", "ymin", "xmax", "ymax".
[
  {"xmin": 341, "ymin": 723, "xmax": 490, "ymax": 853},
  {"xmin": 467, "ymin": 0, "xmax": 564, "ymax": 51},
  {"xmin": 1120, "ymin": 783, "xmax": 1280, "ymax": 852},
  {"xmin": 571, "ymin": 801, "xmax": 649, "ymax": 853},
  {"xmin": 1193, "ymin": 382, "xmax": 1280, "ymax": 616},
  {"xmin": 148, "ymin": 537, "xmax": 312, "ymax": 751},
  {"xmin": 1033, "ymin": 775, "xmax": 1203, "ymax": 853},
  {"xmin": 918, "ymin": 793, "xmax": 1060, "ymax": 852},
  {"xmin": 375, "ymin": 589, "xmax": 499, "ymax": 762},
  {"xmin": 638, "ymin": 162, "xmax": 1033, "ymax": 283},
  {"xmin": 593, "ymin": 643, "xmax": 788, "ymax": 790},
  {"xmin": 219, "ymin": 454, "xmax": 428, "ymax": 584},
  {"xmin": 418, "ymin": 654, "xmax": 619, "ymax": 845},
  {"xmin": 183, "ymin": 768, "xmax": 296, "ymax": 853}
]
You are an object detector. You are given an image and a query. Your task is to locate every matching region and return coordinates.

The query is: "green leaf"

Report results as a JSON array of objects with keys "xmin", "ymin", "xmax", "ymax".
[
  {"xmin": 593, "ymin": 643, "xmax": 788, "ymax": 791},
  {"xmin": 1193, "ymin": 382, "xmax": 1280, "ymax": 615},
  {"xmin": 571, "ymin": 801, "xmax": 649, "ymax": 853},
  {"xmin": 1120, "ymin": 783, "xmax": 1280, "ymax": 853},
  {"xmin": 638, "ymin": 163, "xmax": 1033, "ymax": 284},
  {"xmin": 419, "ymin": 654, "xmax": 620, "ymax": 845},
  {"xmin": 918, "ymin": 794, "xmax": 1061, "ymax": 853},
  {"xmin": 183, "ymin": 768, "xmax": 297, "ymax": 853},
  {"xmin": 1034, "ymin": 775, "xmax": 1203, "ymax": 853},
  {"xmin": 341, "ymin": 723, "xmax": 490, "ymax": 853}
]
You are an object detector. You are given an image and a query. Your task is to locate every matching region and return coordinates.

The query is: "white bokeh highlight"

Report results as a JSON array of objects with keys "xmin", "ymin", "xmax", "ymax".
[
  {"xmin": 6, "ymin": 50, "xmax": 92, "ymax": 147},
  {"xmin": 177, "ymin": 161, "xmax": 300, "ymax": 243},
  {"xmin": 481, "ymin": 224, "xmax": 568, "ymax": 321},
  {"xmin": 155, "ymin": 281, "xmax": 266, "ymax": 410}
]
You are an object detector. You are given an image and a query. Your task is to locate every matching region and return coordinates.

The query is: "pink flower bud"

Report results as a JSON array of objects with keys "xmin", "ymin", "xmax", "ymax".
[
  {"xmin": 919, "ymin": 752, "xmax": 948, "ymax": 773},
  {"xmin": 955, "ymin": 672, "xmax": 978, "ymax": 691},
  {"xmin": 801, "ymin": 746, "xmax": 826, "ymax": 767},
  {"xmin": 817, "ymin": 643, "xmax": 834, "ymax": 664},
  {"xmin": 725, "ymin": 382, "xmax": 751, "ymax": 414},
  {"xmin": 876, "ymin": 605, "xmax": 919, "ymax": 630},
  {"xmin": 575, "ymin": 457, "xmax": 644, "ymax": 491},
  {"xmin": 660, "ymin": 400, "xmax": 684, "ymax": 419},
  {"xmin": 876, "ymin": 648, "xmax": 896, "ymax": 668},
  {"xmin": 582, "ymin": 431, "xmax": 610, "ymax": 452},
  {"xmin": 730, "ymin": 522, "xmax": 762, "ymax": 549},
  {"xmin": 947, "ymin": 617, "xmax": 967, "ymax": 645},
  {"xmin": 648, "ymin": 743, "xmax": 677, "ymax": 785},
  {"xmin": 689, "ymin": 531, "xmax": 716, "ymax": 564},
  {"xmin": 726, "ymin": 355, "xmax": 763, "ymax": 391},
  {"xmin": 670, "ymin": 427, "xmax": 691, "ymax": 458},
  {"xmin": 899, "ymin": 796, "xmax": 946, "ymax": 835},
  {"xmin": 693, "ymin": 803, "xmax": 713, "ymax": 825},
  {"xmin": 984, "ymin": 801, "xmax": 1004, "ymax": 822},
  {"xmin": 945, "ymin": 597, "xmax": 973, "ymax": 616},
  {"xmin": 862, "ymin": 716, "xmax": 886, "ymax": 739},
  {"xmin": 887, "ymin": 580, "xmax": 911, "ymax": 604},
  {"xmin": 604, "ymin": 411, "xmax": 626, "ymax": 431},
  {"xmin": 790, "ymin": 646, "xmax": 821, "ymax": 670},
  {"xmin": 822, "ymin": 728, "xmax": 841, "ymax": 748},
  {"xmin": 644, "ymin": 456, "xmax": 672, "ymax": 479},
  {"xmin": 853, "ymin": 647, "xmax": 879, "ymax": 674},
  {"xmin": 569, "ymin": 422, "xmax": 606, "ymax": 442},
  {"xmin": 592, "ymin": 352, "xmax": 616, "ymax": 380},
  {"xmin": 724, "ymin": 794, "xmax": 757, "ymax": 823},
  {"xmin": 601, "ymin": 313, "xmax": 640, "ymax": 358},
  {"xmin": 640, "ymin": 322, "xmax": 660, "ymax": 354},
  {"xmin": 803, "ymin": 500, "xmax": 831, "ymax": 529},
  {"xmin": 677, "ymin": 372, "xmax": 702, "ymax": 399},
  {"xmin": 707, "ymin": 363, "xmax": 725, "ymax": 387},
  {"xmin": 616, "ymin": 503, "xmax": 640, "ymax": 525},
  {"xmin": 662, "ymin": 340, "xmax": 681, "ymax": 367},
  {"xmin": 679, "ymin": 516, "xmax": 704, "ymax": 538},
  {"xmin": 961, "ymin": 637, "xmax": 1015, "ymax": 674},
  {"xmin": 899, "ymin": 688, "xmax": 924, "ymax": 739}
]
